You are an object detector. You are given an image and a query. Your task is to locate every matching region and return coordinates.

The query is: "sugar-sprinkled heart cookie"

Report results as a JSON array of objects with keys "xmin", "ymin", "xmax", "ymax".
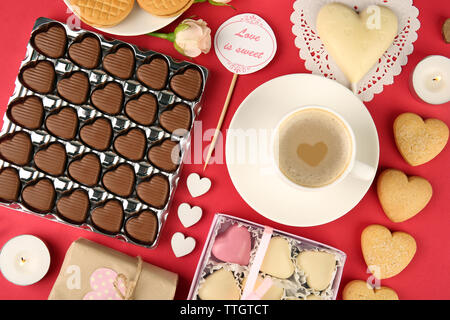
[{"xmin": 343, "ymin": 280, "xmax": 399, "ymax": 300}]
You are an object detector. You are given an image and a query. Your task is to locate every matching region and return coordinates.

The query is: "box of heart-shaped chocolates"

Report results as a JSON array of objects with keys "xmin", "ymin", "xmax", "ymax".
[
  {"xmin": 188, "ymin": 214, "xmax": 346, "ymax": 300},
  {"xmin": 0, "ymin": 17, "xmax": 208, "ymax": 248}
]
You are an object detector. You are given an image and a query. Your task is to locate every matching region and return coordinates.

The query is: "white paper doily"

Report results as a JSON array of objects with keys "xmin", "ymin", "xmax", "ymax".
[{"xmin": 290, "ymin": 0, "xmax": 420, "ymax": 102}]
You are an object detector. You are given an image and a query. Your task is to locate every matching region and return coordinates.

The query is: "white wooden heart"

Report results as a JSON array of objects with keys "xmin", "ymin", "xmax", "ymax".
[
  {"xmin": 171, "ymin": 232, "xmax": 196, "ymax": 258},
  {"xmin": 178, "ymin": 203, "xmax": 203, "ymax": 228},
  {"xmin": 187, "ymin": 173, "xmax": 211, "ymax": 198}
]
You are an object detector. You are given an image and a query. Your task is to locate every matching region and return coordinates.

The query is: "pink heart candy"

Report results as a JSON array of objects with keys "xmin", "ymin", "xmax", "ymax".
[{"xmin": 212, "ymin": 225, "xmax": 251, "ymax": 266}]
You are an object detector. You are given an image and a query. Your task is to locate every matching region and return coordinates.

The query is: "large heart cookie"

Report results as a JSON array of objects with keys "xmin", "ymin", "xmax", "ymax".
[
  {"xmin": 361, "ymin": 225, "xmax": 416, "ymax": 279},
  {"xmin": 316, "ymin": 3, "xmax": 398, "ymax": 85},
  {"xmin": 394, "ymin": 113, "xmax": 449, "ymax": 166},
  {"xmin": 260, "ymin": 237, "xmax": 294, "ymax": 279},
  {"xmin": 296, "ymin": 251, "xmax": 336, "ymax": 291},
  {"xmin": 377, "ymin": 169, "xmax": 432, "ymax": 223},
  {"xmin": 343, "ymin": 280, "xmax": 399, "ymax": 300}
]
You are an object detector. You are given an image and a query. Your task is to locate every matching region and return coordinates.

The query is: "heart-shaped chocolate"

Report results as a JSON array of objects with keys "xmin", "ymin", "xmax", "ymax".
[
  {"xmin": 7, "ymin": 96, "xmax": 44, "ymax": 130},
  {"xmin": 296, "ymin": 251, "xmax": 336, "ymax": 291},
  {"xmin": 34, "ymin": 142, "xmax": 67, "ymax": 176},
  {"xmin": 394, "ymin": 113, "xmax": 449, "ymax": 166},
  {"xmin": 343, "ymin": 280, "xmax": 399, "ymax": 300},
  {"xmin": 136, "ymin": 56, "xmax": 169, "ymax": 90},
  {"xmin": 212, "ymin": 225, "xmax": 251, "ymax": 266},
  {"xmin": 80, "ymin": 118, "xmax": 112, "ymax": 151},
  {"xmin": 103, "ymin": 46, "xmax": 135, "ymax": 79},
  {"xmin": 56, "ymin": 189, "xmax": 90, "ymax": 224},
  {"xmin": 361, "ymin": 224, "xmax": 416, "ymax": 279},
  {"xmin": 297, "ymin": 142, "xmax": 328, "ymax": 167},
  {"xmin": 91, "ymin": 199, "xmax": 124, "ymax": 234},
  {"xmin": 57, "ymin": 71, "xmax": 90, "ymax": 105},
  {"xmin": 20, "ymin": 60, "xmax": 55, "ymax": 94},
  {"xmin": 91, "ymin": 82, "xmax": 124, "ymax": 115},
  {"xmin": 169, "ymin": 67, "xmax": 203, "ymax": 101},
  {"xmin": 124, "ymin": 93, "xmax": 158, "ymax": 126},
  {"xmin": 45, "ymin": 107, "xmax": 79, "ymax": 140},
  {"xmin": 125, "ymin": 210, "xmax": 158, "ymax": 244},
  {"xmin": 102, "ymin": 163, "xmax": 135, "ymax": 197},
  {"xmin": 260, "ymin": 237, "xmax": 295, "ymax": 279},
  {"xmin": 136, "ymin": 174, "xmax": 169, "ymax": 208},
  {"xmin": 148, "ymin": 139, "xmax": 180, "ymax": 172},
  {"xmin": 32, "ymin": 23, "xmax": 67, "ymax": 59},
  {"xmin": 0, "ymin": 167, "xmax": 21, "ymax": 202},
  {"xmin": 0, "ymin": 131, "xmax": 32, "ymax": 166},
  {"xmin": 198, "ymin": 268, "xmax": 241, "ymax": 300},
  {"xmin": 68, "ymin": 153, "xmax": 101, "ymax": 186},
  {"xmin": 377, "ymin": 169, "xmax": 432, "ymax": 223},
  {"xmin": 113, "ymin": 128, "xmax": 146, "ymax": 161},
  {"xmin": 68, "ymin": 34, "xmax": 101, "ymax": 69},
  {"xmin": 159, "ymin": 103, "xmax": 192, "ymax": 134},
  {"xmin": 22, "ymin": 178, "xmax": 56, "ymax": 213}
]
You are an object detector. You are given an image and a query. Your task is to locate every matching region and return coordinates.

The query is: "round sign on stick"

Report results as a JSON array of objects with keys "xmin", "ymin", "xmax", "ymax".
[{"xmin": 204, "ymin": 13, "xmax": 277, "ymax": 170}]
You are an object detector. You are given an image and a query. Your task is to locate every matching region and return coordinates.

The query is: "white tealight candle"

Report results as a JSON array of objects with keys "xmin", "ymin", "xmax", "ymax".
[
  {"xmin": 0, "ymin": 235, "xmax": 50, "ymax": 286},
  {"xmin": 411, "ymin": 55, "xmax": 450, "ymax": 105}
]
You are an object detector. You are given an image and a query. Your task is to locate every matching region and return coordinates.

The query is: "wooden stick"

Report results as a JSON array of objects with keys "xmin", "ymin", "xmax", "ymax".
[
  {"xmin": 203, "ymin": 73, "xmax": 239, "ymax": 171},
  {"xmin": 351, "ymin": 82, "xmax": 358, "ymax": 94}
]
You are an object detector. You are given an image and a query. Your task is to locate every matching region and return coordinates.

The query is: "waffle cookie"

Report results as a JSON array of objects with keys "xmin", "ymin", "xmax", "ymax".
[
  {"xmin": 69, "ymin": 0, "xmax": 135, "ymax": 27},
  {"xmin": 137, "ymin": 0, "xmax": 194, "ymax": 17}
]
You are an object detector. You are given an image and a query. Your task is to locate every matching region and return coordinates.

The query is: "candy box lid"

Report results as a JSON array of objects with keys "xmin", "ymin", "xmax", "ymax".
[{"xmin": 188, "ymin": 213, "xmax": 347, "ymax": 300}]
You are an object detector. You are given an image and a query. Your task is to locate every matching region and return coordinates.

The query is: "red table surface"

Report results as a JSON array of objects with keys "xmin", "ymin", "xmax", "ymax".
[{"xmin": 0, "ymin": 0, "xmax": 449, "ymax": 300}]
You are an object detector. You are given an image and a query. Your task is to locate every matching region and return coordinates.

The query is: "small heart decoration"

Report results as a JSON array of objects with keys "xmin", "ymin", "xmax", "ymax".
[
  {"xmin": 343, "ymin": 280, "xmax": 399, "ymax": 300},
  {"xmin": 45, "ymin": 107, "xmax": 79, "ymax": 140},
  {"xmin": 177, "ymin": 203, "xmax": 202, "ymax": 228},
  {"xmin": 68, "ymin": 35, "xmax": 101, "ymax": 69},
  {"xmin": 186, "ymin": 173, "xmax": 211, "ymax": 198},
  {"xmin": 394, "ymin": 113, "xmax": 449, "ymax": 166},
  {"xmin": 91, "ymin": 82, "xmax": 124, "ymax": 115},
  {"xmin": 212, "ymin": 224, "xmax": 251, "ymax": 266},
  {"xmin": 171, "ymin": 232, "xmax": 196, "ymax": 258},
  {"xmin": 361, "ymin": 224, "xmax": 416, "ymax": 279},
  {"xmin": 57, "ymin": 71, "xmax": 90, "ymax": 105},
  {"xmin": 296, "ymin": 251, "xmax": 336, "ymax": 291},
  {"xmin": 83, "ymin": 268, "xmax": 126, "ymax": 300},
  {"xmin": 297, "ymin": 142, "xmax": 328, "ymax": 167},
  {"xmin": 103, "ymin": 46, "xmax": 135, "ymax": 79},
  {"xmin": 8, "ymin": 96, "xmax": 44, "ymax": 130}
]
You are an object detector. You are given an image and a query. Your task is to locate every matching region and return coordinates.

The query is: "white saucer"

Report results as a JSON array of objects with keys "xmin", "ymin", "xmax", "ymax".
[
  {"xmin": 64, "ymin": 1, "xmax": 180, "ymax": 36},
  {"xmin": 225, "ymin": 74, "xmax": 379, "ymax": 227}
]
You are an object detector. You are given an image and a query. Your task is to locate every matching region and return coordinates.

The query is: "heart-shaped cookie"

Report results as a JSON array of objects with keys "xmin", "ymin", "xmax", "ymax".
[
  {"xmin": 297, "ymin": 142, "xmax": 328, "ymax": 167},
  {"xmin": 316, "ymin": 3, "xmax": 398, "ymax": 85},
  {"xmin": 56, "ymin": 189, "xmax": 90, "ymax": 224},
  {"xmin": 186, "ymin": 173, "xmax": 211, "ymax": 198},
  {"xmin": 177, "ymin": 203, "xmax": 202, "ymax": 228},
  {"xmin": 148, "ymin": 139, "xmax": 180, "ymax": 172},
  {"xmin": 260, "ymin": 237, "xmax": 295, "ymax": 279},
  {"xmin": 198, "ymin": 268, "xmax": 241, "ymax": 300},
  {"xmin": 32, "ymin": 23, "xmax": 67, "ymax": 59},
  {"xmin": 212, "ymin": 224, "xmax": 251, "ymax": 266},
  {"xmin": 45, "ymin": 107, "xmax": 79, "ymax": 140},
  {"xmin": 91, "ymin": 82, "xmax": 124, "ymax": 115},
  {"xmin": 20, "ymin": 60, "xmax": 56, "ymax": 94},
  {"xmin": 68, "ymin": 153, "xmax": 101, "ymax": 186},
  {"xmin": 57, "ymin": 71, "xmax": 90, "ymax": 105},
  {"xmin": 136, "ymin": 56, "xmax": 169, "ymax": 90},
  {"xmin": 34, "ymin": 142, "xmax": 67, "ymax": 176},
  {"xmin": 124, "ymin": 93, "xmax": 158, "ymax": 126},
  {"xmin": 296, "ymin": 251, "xmax": 336, "ymax": 291},
  {"xmin": 7, "ymin": 96, "xmax": 44, "ymax": 130},
  {"xmin": 22, "ymin": 178, "xmax": 56, "ymax": 213},
  {"xmin": 169, "ymin": 67, "xmax": 203, "ymax": 101},
  {"xmin": 80, "ymin": 117, "xmax": 112, "ymax": 151},
  {"xmin": 136, "ymin": 174, "xmax": 169, "ymax": 208},
  {"xmin": 103, "ymin": 46, "xmax": 135, "ymax": 79},
  {"xmin": 361, "ymin": 224, "xmax": 416, "ymax": 279},
  {"xmin": 102, "ymin": 163, "xmax": 135, "ymax": 198},
  {"xmin": 171, "ymin": 232, "xmax": 196, "ymax": 258},
  {"xmin": 91, "ymin": 199, "xmax": 124, "ymax": 234},
  {"xmin": 68, "ymin": 35, "xmax": 101, "ymax": 69},
  {"xmin": 0, "ymin": 167, "xmax": 21, "ymax": 202},
  {"xmin": 113, "ymin": 128, "xmax": 146, "ymax": 161},
  {"xmin": 125, "ymin": 210, "xmax": 158, "ymax": 244},
  {"xmin": 159, "ymin": 103, "xmax": 192, "ymax": 134},
  {"xmin": 377, "ymin": 169, "xmax": 432, "ymax": 223},
  {"xmin": 343, "ymin": 280, "xmax": 399, "ymax": 300},
  {"xmin": 0, "ymin": 131, "xmax": 32, "ymax": 166},
  {"xmin": 394, "ymin": 113, "xmax": 449, "ymax": 166}
]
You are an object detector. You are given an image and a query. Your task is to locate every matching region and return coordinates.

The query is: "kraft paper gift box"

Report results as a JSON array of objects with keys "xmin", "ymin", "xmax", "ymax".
[{"xmin": 48, "ymin": 238, "xmax": 178, "ymax": 300}]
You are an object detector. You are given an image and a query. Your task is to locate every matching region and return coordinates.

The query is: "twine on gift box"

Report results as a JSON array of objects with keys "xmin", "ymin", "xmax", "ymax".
[{"xmin": 113, "ymin": 256, "xmax": 143, "ymax": 300}]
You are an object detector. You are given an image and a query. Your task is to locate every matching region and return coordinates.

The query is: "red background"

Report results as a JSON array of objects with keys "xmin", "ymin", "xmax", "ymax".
[{"xmin": 0, "ymin": 0, "xmax": 449, "ymax": 300}]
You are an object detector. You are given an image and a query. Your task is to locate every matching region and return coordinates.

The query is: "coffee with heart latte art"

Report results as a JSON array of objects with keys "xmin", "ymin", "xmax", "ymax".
[{"xmin": 276, "ymin": 108, "xmax": 353, "ymax": 188}]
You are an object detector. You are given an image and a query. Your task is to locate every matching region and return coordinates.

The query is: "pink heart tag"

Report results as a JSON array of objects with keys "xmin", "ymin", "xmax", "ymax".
[
  {"xmin": 212, "ymin": 225, "xmax": 252, "ymax": 266},
  {"xmin": 83, "ymin": 268, "xmax": 126, "ymax": 300}
]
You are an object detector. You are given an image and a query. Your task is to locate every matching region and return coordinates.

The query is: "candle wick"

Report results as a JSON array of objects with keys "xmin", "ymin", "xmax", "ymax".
[
  {"xmin": 432, "ymin": 75, "xmax": 442, "ymax": 82},
  {"xmin": 20, "ymin": 257, "xmax": 26, "ymax": 265}
]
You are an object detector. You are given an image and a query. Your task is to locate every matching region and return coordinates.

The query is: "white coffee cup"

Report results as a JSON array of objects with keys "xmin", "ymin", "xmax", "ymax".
[{"xmin": 272, "ymin": 105, "xmax": 375, "ymax": 191}]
